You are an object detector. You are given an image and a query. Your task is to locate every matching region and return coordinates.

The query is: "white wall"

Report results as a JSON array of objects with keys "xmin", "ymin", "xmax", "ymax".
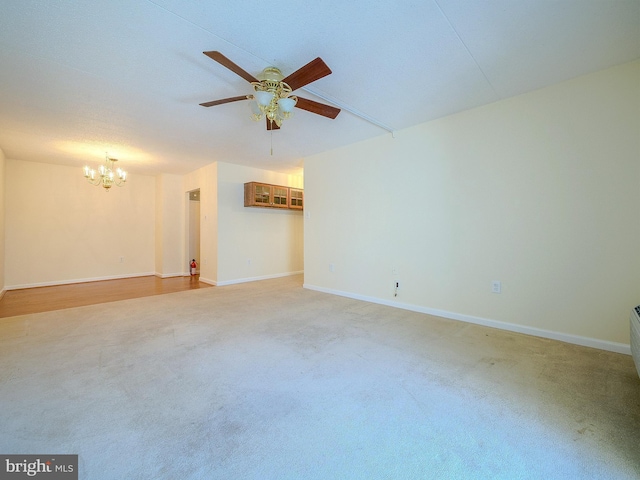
[
  {"xmin": 0, "ymin": 148, "xmax": 5, "ymax": 294},
  {"xmin": 188, "ymin": 196, "xmax": 200, "ymax": 271},
  {"xmin": 5, "ymin": 159, "xmax": 156, "ymax": 287},
  {"xmin": 155, "ymin": 174, "xmax": 164, "ymax": 276},
  {"xmin": 216, "ymin": 162, "xmax": 303, "ymax": 285},
  {"xmin": 181, "ymin": 161, "xmax": 303, "ymax": 285},
  {"xmin": 304, "ymin": 61, "xmax": 640, "ymax": 351},
  {"xmin": 2, "ymin": 157, "xmax": 302, "ymax": 289},
  {"xmin": 183, "ymin": 162, "xmax": 218, "ymax": 284},
  {"xmin": 155, "ymin": 173, "xmax": 185, "ymax": 277}
]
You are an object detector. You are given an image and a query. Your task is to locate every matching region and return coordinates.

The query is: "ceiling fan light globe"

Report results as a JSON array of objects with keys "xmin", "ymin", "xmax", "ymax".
[
  {"xmin": 249, "ymin": 100, "xmax": 262, "ymax": 116},
  {"xmin": 277, "ymin": 97, "xmax": 296, "ymax": 113},
  {"xmin": 255, "ymin": 90, "xmax": 273, "ymax": 107}
]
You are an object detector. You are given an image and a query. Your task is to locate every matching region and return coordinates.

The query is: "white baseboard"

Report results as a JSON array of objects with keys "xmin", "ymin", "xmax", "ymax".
[
  {"xmin": 154, "ymin": 272, "xmax": 188, "ymax": 279},
  {"xmin": 5, "ymin": 272, "xmax": 157, "ymax": 291},
  {"xmin": 214, "ymin": 271, "xmax": 304, "ymax": 287},
  {"xmin": 303, "ymin": 283, "xmax": 631, "ymax": 355},
  {"xmin": 198, "ymin": 276, "xmax": 216, "ymax": 286},
  {"xmin": 0, "ymin": 288, "xmax": 6, "ymax": 301}
]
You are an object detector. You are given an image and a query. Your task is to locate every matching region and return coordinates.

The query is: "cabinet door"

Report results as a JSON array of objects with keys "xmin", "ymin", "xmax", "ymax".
[
  {"xmin": 253, "ymin": 184, "xmax": 271, "ymax": 206},
  {"xmin": 289, "ymin": 188, "xmax": 304, "ymax": 210},
  {"xmin": 245, "ymin": 182, "xmax": 269, "ymax": 207},
  {"xmin": 271, "ymin": 186, "xmax": 289, "ymax": 208}
]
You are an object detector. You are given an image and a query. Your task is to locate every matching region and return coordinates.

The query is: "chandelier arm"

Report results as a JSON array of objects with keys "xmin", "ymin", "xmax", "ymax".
[{"xmin": 86, "ymin": 177, "xmax": 101, "ymax": 186}]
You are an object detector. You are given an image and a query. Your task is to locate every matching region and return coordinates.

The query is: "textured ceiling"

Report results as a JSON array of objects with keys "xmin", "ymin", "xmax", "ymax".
[{"xmin": 0, "ymin": 0, "xmax": 638, "ymax": 176}]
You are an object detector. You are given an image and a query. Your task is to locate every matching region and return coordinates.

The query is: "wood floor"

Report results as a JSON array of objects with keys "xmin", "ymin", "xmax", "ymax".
[{"xmin": 0, "ymin": 275, "xmax": 212, "ymax": 318}]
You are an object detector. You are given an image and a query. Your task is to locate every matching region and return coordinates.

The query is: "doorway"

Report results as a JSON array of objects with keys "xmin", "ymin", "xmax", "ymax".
[{"xmin": 188, "ymin": 189, "xmax": 200, "ymax": 275}]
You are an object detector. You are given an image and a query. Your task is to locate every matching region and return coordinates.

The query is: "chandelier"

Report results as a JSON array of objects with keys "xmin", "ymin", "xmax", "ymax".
[
  {"xmin": 248, "ymin": 67, "xmax": 297, "ymax": 128},
  {"xmin": 83, "ymin": 153, "xmax": 127, "ymax": 191}
]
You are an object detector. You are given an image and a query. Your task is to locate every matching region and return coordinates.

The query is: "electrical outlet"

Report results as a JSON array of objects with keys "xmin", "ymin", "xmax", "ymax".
[
  {"xmin": 329, "ymin": 263, "xmax": 335, "ymax": 272},
  {"xmin": 492, "ymin": 281, "xmax": 501, "ymax": 293},
  {"xmin": 247, "ymin": 258, "xmax": 251, "ymax": 265},
  {"xmin": 119, "ymin": 256, "xmax": 124, "ymax": 263}
]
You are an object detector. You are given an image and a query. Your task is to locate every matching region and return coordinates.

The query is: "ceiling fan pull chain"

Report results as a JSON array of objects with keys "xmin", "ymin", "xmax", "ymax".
[{"xmin": 270, "ymin": 128, "xmax": 273, "ymax": 156}]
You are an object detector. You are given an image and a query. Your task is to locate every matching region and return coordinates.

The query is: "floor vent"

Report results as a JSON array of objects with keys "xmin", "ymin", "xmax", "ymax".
[{"xmin": 631, "ymin": 306, "xmax": 640, "ymax": 378}]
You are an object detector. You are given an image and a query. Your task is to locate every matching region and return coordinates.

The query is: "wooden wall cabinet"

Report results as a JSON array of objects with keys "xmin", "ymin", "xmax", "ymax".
[
  {"xmin": 244, "ymin": 182, "xmax": 302, "ymax": 210},
  {"xmin": 289, "ymin": 188, "xmax": 304, "ymax": 210}
]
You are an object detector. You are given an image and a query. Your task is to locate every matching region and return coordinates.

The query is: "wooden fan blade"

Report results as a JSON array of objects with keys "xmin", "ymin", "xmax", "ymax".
[
  {"xmin": 266, "ymin": 118, "xmax": 280, "ymax": 130},
  {"xmin": 282, "ymin": 57, "xmax": 332, "ymax": 91},
  {"xmin": 199, "ymin": 95, "xmax": 250, "ymax": 107},
  {"xmin": 295, "ymin": 96, "xmax": 340, "ymax": 119},
  {"xmin": 203, "ymin": 51, "xmax": 258, "ymax": 83}
]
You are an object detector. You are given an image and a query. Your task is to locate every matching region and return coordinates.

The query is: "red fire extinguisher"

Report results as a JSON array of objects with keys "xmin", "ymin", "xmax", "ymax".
[{"xmin": 190, "ymin": 259, "xmax": 197, "ymax": 276}]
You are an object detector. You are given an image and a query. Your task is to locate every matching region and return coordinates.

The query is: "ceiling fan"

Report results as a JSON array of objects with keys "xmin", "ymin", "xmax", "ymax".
[{"xmin": 199, "ymin": 51, "xmax": 340, "ymax": 130}]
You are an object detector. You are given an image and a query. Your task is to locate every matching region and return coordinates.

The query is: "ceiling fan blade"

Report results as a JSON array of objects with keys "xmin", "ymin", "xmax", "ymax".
[
  {"xmin": 266, "ymin": 118, "xmax": 280, "ymax": 130},
  {"xmin": 199, "ymin": 95, "xmax": 250, "ymax": 107},
  {"xmin": 203, "ymin": 51, "xmax": 259, "ymax": 83},
  {"xmin": 295, "ymin": 96, "xmax": 340, "ymax": 119},
  {"xmin": 282, "ymin": 57, "xmax": 332, "ymax": 91}
]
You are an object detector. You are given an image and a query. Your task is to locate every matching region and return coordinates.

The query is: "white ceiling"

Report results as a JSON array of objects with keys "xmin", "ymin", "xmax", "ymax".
[{"xmin": 1, "ymin": 0, "xmax": 638, "ymax": 176}]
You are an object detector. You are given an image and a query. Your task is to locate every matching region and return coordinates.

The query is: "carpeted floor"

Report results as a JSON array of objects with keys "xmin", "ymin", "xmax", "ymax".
[{"xmin": 1, "ymin": 275, "xmax": 639, "ymax": 479}]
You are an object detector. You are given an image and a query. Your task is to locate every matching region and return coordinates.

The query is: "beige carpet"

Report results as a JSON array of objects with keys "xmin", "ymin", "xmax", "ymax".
[{"xmin": 1, "ymin": 275, "xmax": 639, "ymax": 479}]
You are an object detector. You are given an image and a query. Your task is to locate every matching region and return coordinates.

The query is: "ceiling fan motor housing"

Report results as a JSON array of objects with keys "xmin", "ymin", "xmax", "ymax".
[
  {"xmin": 258, "ymin": 67, "xmax": 284, "ymax": 83},
  {"xmin": 254, "ymin": 67, "xmax": 293, "ymax": 101}
]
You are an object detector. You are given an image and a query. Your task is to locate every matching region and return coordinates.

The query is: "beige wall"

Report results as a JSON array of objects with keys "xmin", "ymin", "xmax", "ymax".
[
  {"xmin": 183, "ymin": 162, "xmax": 218, "ymax": 284},
  {"xmin": 216, "ymin": 162, "xmax": 303, "ymax": 285},
  {"xmin": 155, "ymin": 175, "xmax": 164, "ymax": 275},
  {"xmin": 0, "ymin": 148, "xmax": 5, "ymax": 294},
  {"xmin": 155, "ymin": 173, "xmax": 185, "ymax": 277},
  {"xmin": 304, "ymin": 61, "xmax": 640, "ymax": 351},
  {"xmin": 188, "ymin": 198, "xmax": 200, "ymax": 271},
  {"xmin": 181, "ymin": 161, "xmax": 303, "ymax": 285},
  {"xmin": 5, "ymin": 159, "xmax": 156, "ymax": 287},
  {"xmin": 3, "ymin": 158, "xmax": 303, "ymax": 288}
]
